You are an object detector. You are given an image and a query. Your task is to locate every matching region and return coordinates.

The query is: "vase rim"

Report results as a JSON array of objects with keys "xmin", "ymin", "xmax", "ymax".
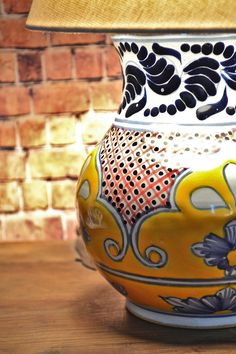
[{"xmin": 112, "ymin": 33, "xmax": 236, "ymax": 42}]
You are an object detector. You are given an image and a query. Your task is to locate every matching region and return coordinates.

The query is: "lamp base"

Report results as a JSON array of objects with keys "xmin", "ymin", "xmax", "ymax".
[
  {"xmin": 77, "ymin": 34, "xmax": 236, "ymax": 330},
  {"xmin": 126, "ymin": 300, "xmax": 236, "ymax": 329}
]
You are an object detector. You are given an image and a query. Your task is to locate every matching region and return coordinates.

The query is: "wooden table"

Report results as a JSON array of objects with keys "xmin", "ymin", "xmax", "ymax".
[{"xmin": 1, "ymin": 241, "xmax": 236, "ymax": 354}]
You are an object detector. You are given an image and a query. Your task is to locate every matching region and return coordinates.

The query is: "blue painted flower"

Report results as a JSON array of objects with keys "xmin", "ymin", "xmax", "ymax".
[
  {"xmin": 192, "ymin": 220, "xmax": 236, "ymax": 277},
  {"xmin": 163, "ymin": 287, "xmax": 236, "ymax": 314}
]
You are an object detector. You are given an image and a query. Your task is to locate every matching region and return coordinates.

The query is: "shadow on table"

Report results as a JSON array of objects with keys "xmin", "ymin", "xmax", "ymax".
[
  {"xmin": 120, "ymin": 310, "xmax": 236, "ymax": 346},
  {"xmin": 79, "ymin": 281, "xmax": 236, "ymax": 346}
]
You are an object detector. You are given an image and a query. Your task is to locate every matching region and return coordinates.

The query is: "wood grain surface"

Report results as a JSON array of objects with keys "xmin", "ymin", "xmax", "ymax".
[
  {"xmin": 27, "ymin": 0, "xmax": 236, "ymax": 32},
  {"xmin": 1, "ymin": 241, "xmax": 236, "ymax": 354}
]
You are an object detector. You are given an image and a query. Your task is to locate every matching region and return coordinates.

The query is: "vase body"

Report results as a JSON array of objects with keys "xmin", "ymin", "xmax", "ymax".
[{"xmin": 76, "ymin": 34, "xmax": 236, "ymax": 328}]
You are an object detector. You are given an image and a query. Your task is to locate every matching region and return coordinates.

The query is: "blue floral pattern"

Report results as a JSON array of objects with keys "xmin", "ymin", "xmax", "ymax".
[
  {"xmin": 118, "ymin": 40, "xmax": 236, "ymax": 120},
  {"xmin": 192, "ymin": 220, "xmax": 236, "ymax": 277},
  {"xmin": 163, "ymin": 287, "xmax": 236, "ymax": 314}
]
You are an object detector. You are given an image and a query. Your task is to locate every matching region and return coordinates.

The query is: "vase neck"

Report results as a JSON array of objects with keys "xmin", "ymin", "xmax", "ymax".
[{"xmin": 113, "ymin": 34, "xmax": 236, "ymax": 130}]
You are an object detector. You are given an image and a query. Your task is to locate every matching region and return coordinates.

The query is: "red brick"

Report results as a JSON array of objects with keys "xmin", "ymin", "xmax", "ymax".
[
  {"xmin": 50, "ymin": 33, "xmax": 105, "ymax": 46},
  {"xmin": 0, "ymin": 182, "xmax": 19, "ymax": 212},
  {"xmin": 50, "ymin": 116, "xmax": 76, "ymax": 145},
  {"xmin": 75, "ymin": 48, "xmax": 103, "ymax": 79},
  {"xmin": 90, "ymin": 80, "xmax": 122, "ymax": 110},
  {"xmin": 66, "ymin": 215, "xmax": 78, "ymax": 240},
  {"xmin": 3, "ymin": 0, "xmax": 32, "ymax": 13},
  {"xmin": 32, "ymin": 82, "xmax": 90, "ymax": 114},
  {"xmin": 45, "ymin": 48, "xmax": 72, "ymax": 80},
  {"xmin": 44, "ymin": 216, "xmax": 64, "ymax": 240},
  {"xmin": 29, "ymin": 150, "xmax": 85, "ymax": 179},
  {"xmin": 81, "ymin": 111, "xmax": 115, "ymax": 145},
  {"xmin": 0, "ymin": 52, "xmax": 15, "ymax": 82},
  {"xmin": 0, "ymin": 151, "xmax": 25, "ymax": 181},
  {"xmin": 0, "ymin": 120, "xmax": 16, "ymax": 147},
  {"xmin": 52, "ymin": 180, "xmax": 76, "ymax": 209},
  {"xmin": 105, "ymin": 35, "xmax": 113, "ymax": 45},
  {"xmin": 5, "ymin": 215, "xmax": 63, "ymax": 240},
  {"xmin": 0, "ymin": 19, "xmax": 47, "ymax": 48},
  {"xmin": 18, "ymin": 116, "xmax": 46, "ymax": 147},
  {"xmin": 18, "ymin": 52, "xmax": 42, "ymax": 82},
  {"xmin": 105, "ymin": 46, "xmax": 122, "ymax": 77},
  {"xmin": 0, "ymin": 86, "xmax": 30, "ymax": 116},
  {"xmin": 22, "ymin": 181, "xmax": 48, "ymax": 210}
]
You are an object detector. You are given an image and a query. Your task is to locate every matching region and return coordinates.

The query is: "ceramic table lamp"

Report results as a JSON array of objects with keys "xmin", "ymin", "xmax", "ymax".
[{"xmin": 27, "ymin": 0, "xmax": 236, "ymax": 329}]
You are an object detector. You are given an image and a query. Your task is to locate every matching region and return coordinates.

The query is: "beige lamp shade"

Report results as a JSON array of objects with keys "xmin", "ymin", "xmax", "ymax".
[{"xmin": 26, "ymin": 0, "xmax": 236, "ymax": 33}]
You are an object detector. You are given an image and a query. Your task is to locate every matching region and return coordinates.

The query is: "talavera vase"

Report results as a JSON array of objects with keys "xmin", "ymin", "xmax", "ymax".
[{"xmin": 76, "ymin": 34, "xmax": 236, "ymax": 329}]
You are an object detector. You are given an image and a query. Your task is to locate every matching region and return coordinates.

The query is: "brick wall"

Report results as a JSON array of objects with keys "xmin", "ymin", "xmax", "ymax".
[{"xmin": 0, "ymin": 0, "xmax": 122, "ymax": 241}]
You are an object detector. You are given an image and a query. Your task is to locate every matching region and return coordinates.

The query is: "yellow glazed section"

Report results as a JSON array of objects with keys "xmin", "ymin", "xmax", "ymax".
[{"xmin": 76, "ymin": 143, "xmax": 236, "ymax": 312}]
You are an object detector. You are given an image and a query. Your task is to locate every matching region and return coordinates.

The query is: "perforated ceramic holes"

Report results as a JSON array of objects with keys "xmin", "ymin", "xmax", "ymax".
[
  {"xmin": 100, "ymin": 127, "xmax": 183, "ymax": 226},
  {"xmin": 99, "ymin": 126, "xmax": 236, "ymax": 225}
]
